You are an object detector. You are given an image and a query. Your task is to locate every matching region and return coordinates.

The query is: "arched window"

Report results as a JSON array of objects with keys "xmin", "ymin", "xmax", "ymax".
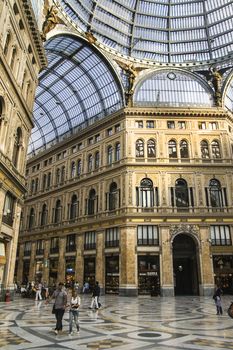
[
  {"xmin": 147, "ymin": 139, "xmax": 156, "ymax": 158},
  {"xmin": 109, "ymin": 182, "xmax": 118, "ymax": 211},
  {"xmin": 61, "ymin": 166, "xmax": 66, "ymax": 183},
  {"xmin": 211, "ymin": 140, "xmax": 221, "ymax": 159},
  {"xmin": 115, "ymin": 143, "xmax": 120, "ymax": 161},
  {"xmin": 28, "ymin": 208, "xmax": 35, "ymax": 229},
  {"xmin": 12, "ymin": 127, "xmax": 22, "ymax": 168},
  {"xmin": 71, "ymin": 161, "xmax": 76, "ymax": 178},
  {"xmin": 168, "ymin": 140, "xmax": 177, "ymax": 158},
  {"xmin": 175, "ymin": 179, "xmax": 189, "ymax": 208},
  {"xmin": 70, "ymin": 194, "xmax": 78, "ymax": 220},
  {"xmin": 180, "ymin": 140, "xmax": 189, "ymax": 158},
  {"xmin": 136, "ymin": 178, "xmax": 154, "ymax": 208},
  {"xmin": 54, "ymin": 199, "xmax": 62, "ymax": 223},
  {"xmin": 41, "ymin": 204, "xmax": 47, "ymax": 226},
  {"xmin": 88, "ymin": 189, "xmax": 96, "ymax": 215},
  {"xmin": 136, "ymin": 139, "xmax": 144, "ymax": 157},
  {"xmin": 56, "ymin": 168, "xmax": 60, "ymax": 184},
  {"xmin": 4, "ymin": 32, "xmax": 11, "ymax": 55},
  {"xmin": 88, "ymin": 154, "xmax": 93, "ymax": 172},
  {"xmin": 107, "ymin": 146, "xmax": 113, "ymax": 164},
  {"xmin": 77, "ymin": 159, "xmax": 82, "ymax": 176},
  {"xmin": 95, "ymin": 151, "xmax": 100, "ymax": 169},
  {"xmin": 209, "ymin": 179, "xmax": 223, "ymax": 208},
  {"xmin": 201, "ymin": 140, "xmax": 210, "ymax": 159}
]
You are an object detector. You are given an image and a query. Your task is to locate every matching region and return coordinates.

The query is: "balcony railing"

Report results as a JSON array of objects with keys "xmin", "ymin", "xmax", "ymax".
[
  {"xmin": 50, "ymin": 247, "xmax": 59, "ymax": 254},
  {"xmin": 105, "ymin": 240, "xmax": 119, "ymax": 248},
  {"xmin": 66, "ymin": 245, "xmax": 76, "ymax": 252},
  {"xmin": 84, "ymin": 243, "xmax": 96, "ymax": 250},
  {"xmin": 36, "ymin": 249, "xmax": 44, "ymax": 255}
]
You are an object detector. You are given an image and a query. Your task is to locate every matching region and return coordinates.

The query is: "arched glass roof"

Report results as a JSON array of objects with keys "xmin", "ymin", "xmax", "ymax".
[
  {"xmin": 28, "ymin": 34, "xmax": 124, "ymax": 155},
  {"xmin": 225, "ymin": 77, "xmax": 233, "ymax": 112},
  {"xmin": 134, "ymin": 70, "xmax": 213, "ymax": 107},
  {"xmin": 57, "ymin": 0, "xmax": 233, "ymax": 65}
]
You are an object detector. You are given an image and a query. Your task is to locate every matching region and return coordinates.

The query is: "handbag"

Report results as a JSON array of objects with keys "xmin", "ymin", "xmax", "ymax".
[{"xmin": 52, "ymin": 304, "xmax": 56, "ymax": 314}]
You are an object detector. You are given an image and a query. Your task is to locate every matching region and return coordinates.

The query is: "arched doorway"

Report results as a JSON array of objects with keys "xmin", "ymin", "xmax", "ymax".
[{"xmin": 173, "ymin": 234, "xmax": 199, "ymax": 295}]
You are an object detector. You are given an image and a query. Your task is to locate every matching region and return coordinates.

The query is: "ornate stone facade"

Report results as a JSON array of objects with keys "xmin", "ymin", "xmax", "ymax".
[
  {"xmin": 0, "ymin": 0, "xmax": 46, "ymax": 299},
  {"xmin": 17, "ymin": 107, "xmax": 233, "ymax": 296}
]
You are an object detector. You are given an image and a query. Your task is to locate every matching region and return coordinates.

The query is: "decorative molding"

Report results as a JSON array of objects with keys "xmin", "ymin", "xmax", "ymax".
[{"xmin": 170, "ymin": 224, "xmax": 199, "ymax": 241}]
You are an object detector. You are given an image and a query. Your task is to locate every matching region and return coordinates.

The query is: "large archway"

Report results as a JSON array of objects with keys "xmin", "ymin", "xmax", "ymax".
[{"xmin": 173, "ymin": 234, "xmax": 199, "ymax": 296}]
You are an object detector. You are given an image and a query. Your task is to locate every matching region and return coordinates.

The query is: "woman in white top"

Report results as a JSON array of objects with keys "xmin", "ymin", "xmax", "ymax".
[{"xmin": 68, "ymin": 289, "xmax": 81, "ymax": 335}]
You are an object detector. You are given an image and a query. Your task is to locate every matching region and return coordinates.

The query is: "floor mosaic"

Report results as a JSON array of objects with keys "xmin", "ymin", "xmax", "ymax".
[{"xmin": 0, "ymin": 294, "xmax": 233, "ymax": 349}]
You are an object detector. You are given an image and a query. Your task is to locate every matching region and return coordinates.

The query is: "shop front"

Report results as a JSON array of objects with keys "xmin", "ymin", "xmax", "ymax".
[
  {"xmin": 65, "ymin": 258, "xmax": 75, "ymax": 288},
  {"xmin": 84, "ymin": 257, "xmax": 95, "ymax": 291},
  {"xmin": 23, "ymin": 260, "xmax": 30, "ymax": 284},
  {"xmin": 35, "ymin": 260, "xmax": 43, "ymax": 282},
  {"xmin": 213, "ymin": 255, "xmax": 233, "ymax": 294},
  {"xmin": 49, "ymin": 259, "xmax": 58, "ymax": 286},
  {"xmin": 138, "ymin": 255, "xmax": 160, "ymax": 295},
  {"xmin": 105, "ymin": 255, "xmax": 119, "ymax": 294}
]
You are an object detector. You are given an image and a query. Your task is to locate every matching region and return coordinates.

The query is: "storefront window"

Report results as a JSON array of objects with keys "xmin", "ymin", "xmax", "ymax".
[
  {"xmin": 105, "ymin": 256, "xmax": 119, "ymax": 294},
  {"xmin": 213, "ymin": 255, "xmax": 233, "ymax": 294},
  {"xmin": 138, "ymin": 255, "xmax": 160, "ymax": 295},
  {"xmin": 84, "ymin": 257, "xmax": 95, "ymax": 291},
  {"xmin": 66, "ymin": 258, "xmax": 75, "ymax": 287}
]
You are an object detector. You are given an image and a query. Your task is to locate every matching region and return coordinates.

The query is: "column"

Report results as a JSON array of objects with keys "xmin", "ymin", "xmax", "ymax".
[
  {"xmin": 160, "ymin": 225, "xmax": 174, "ymax": 296},
  {"xmin": 75, "ymin": 234, "xmax": 84, "ymax": 287},
  {"xmin": 58, "ymin": 237, "xmax": 66, "ymax": 282},
  {"xmin": 119, "ymin": 225, "xmax": 137, "ymax": 296},
  {"xmin": 42, "ymin": 239, "xmax": 50, "ymax": 284},
  {"xmin": 95, "ymin": 229, "xmax": 104, "ymax": 292},
  {"xmin": 199, "ymin": 224, "xmax": 215, "ymax": 296},
  {"xmin": 16, "ymin": 243, "xmax": 24, "ymax": 283},
  {"xmin": 29, "ymin": 241, "xmax": 36, "ymax": 282}
]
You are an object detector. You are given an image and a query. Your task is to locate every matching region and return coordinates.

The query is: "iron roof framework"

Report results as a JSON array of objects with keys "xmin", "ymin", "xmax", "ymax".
[
  {"xmin": 29, "ymin": 34, "xmax": 124, "ymax": 155},
  {"xmin": 56, "ymin": 0, "xmax": 233, "ymax": 64}
]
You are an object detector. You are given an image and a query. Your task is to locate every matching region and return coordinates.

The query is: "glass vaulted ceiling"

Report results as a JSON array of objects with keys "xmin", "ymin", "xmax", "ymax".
[
  {"xmin": 28, "ymin": 35, "xmax": 123, "ymax": 155},
  {"xmin": 57, "ymin": 0, "xmax": 233, "ymax": 64}
]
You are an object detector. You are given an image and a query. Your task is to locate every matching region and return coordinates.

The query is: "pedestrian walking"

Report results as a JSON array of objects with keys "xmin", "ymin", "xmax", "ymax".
[
  {"xmin": 46, "ymin": 282, "xmax": 67, "ymax": 335},
  {"xmin": 89, "ymin": 281, "xmax": 100, "ymax": 310},
  {"xmin": 68, "ymin": 289, "xmax": 81, "ymax": 335},
  {"xmin": 35, "ymin": 282, "xmax": 42, "ymax": 301},
  {"xmin": 213, "ymin": 286, "xmax": 223, "ymax": 315}
]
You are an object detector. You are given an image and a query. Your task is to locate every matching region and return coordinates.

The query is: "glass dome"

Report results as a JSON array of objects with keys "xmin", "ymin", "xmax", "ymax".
[{"xmin": 57, "ymin": 0, "xmax": 233, "ymax": 65}]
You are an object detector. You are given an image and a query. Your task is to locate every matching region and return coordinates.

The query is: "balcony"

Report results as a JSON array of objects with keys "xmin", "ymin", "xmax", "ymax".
[
  {"xmin": 66, "ymin": 245, "xmax": 76, "ymax": 253},
  {"xmin": 36, "ymin": 249, "xmax": 44, "ymax": 255},
  {"xmin": 84, "ymin": 243, "xmax": 96, "ymax": 250},
  {"xmin": 50, "ymin": 247, "xmax": 59, "ymax": 254}
]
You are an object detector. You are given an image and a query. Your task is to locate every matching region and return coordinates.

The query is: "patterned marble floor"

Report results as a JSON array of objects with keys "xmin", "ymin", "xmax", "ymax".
[{"xmin": 1, "ymin": 294, "xmax": 233, "ymax": 350}]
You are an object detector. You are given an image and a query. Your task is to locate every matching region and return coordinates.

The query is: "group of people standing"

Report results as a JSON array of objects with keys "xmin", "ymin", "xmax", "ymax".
[{"xmin": 47, "ymin": 281, "xmax": 100, "ymax": 336}]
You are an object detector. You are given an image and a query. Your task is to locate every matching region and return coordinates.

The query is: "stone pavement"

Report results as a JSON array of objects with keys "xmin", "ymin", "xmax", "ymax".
[{"xmin": 0, "ymin": 294, "xmax": 233, "ymax": 349}]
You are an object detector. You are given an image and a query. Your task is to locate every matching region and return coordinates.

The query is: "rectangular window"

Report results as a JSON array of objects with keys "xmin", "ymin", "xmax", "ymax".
[
  {"xmin": 167, "ymin": 121, "xmax": 175, "ymax": 129},
  {"xmin": 84, "ymin": 231, "xmax": 96, "ymax": 250},
  {"xmin": 36, "ymin": 164, "xmax": 40, "ymax": 170},
  {"xmin": 137, "ymin": 225, "xmax": 159, "ymax": 246},
  {"xmin": 88, "ymin": 137, "xmax": 94, "ymax": 145},
  {"xmin": 146, "ymin": 120, "xmax": 154, "ymax": 128},
  {"xmin": 198, "ymin": 121, "xmax": 206, "ymax": 129},
  {"xmin": 36, "ymin": 240, "xmax": 44, "ymax": 255},
  {"xmin": 24, "ymin": 241, "xmax": 31, "ymax": 256},
  {"xmin": 77, "ymin": 143, "xmax": 83, "ymax": 150},
  {"xmin": 210, "ymin": 225, "xmax": 231, "ymax": 246},
  {"xmin": 49, "ymin": 157, "xmax": 52, "ymax": 164},
  {"xmin": 209, "ymin": 122, "xmax": 218, "ymax": 130},
  {"xmin": 2, "ymin": 192, "xmax": 15, "ymax": 226},
  {"xmin": 50, "ymin": 237, "xmax": 59, "ymax": 254},
  {"xmin": 107, "ymin": 128, "xmax": 113, "ymax": 136},
  {"xmin": 62, "ymin": 151, "xmax": 67, "ymax": 158},
  {"xmin": 115, "ymin": 124, "xmax": 121, "ymax": 132},
  {"xmin": 44, "ymin": 160, "xmax": 48, "ymax": 167},
  {"xmin": 66, "ymin": 234, "xmax": 76, "ymax": 252},
  {"xmin": 57, "ymin": 153, "xmax": 61, "ymax": 161},
  {"xmin": 136, "ymin": 120, "xmax": 143, "ymax": 128},
  {"xmin": 95, "ymin": 134, "xmax": 100, "ymax": 142},
  {"xmin": 178, "ymin": 121, "xmax": 186, "ymax": 129},
  {"xmin": 72, "ymin": 146, "xmax": 77, "ymax": 153},
  {"xmin": 105, "ymin": 228, "xmax": 119, "ymax": 247},
  {"xmin": 32, "ymin": 166, "xmax": 36, "ymax": 173}
]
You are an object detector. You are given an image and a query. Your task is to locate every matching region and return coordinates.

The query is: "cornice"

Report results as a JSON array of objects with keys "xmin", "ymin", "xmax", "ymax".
[
  {"xmin": 124, "ymin": 107, "xmax": 229, "ymax": 118},
  {"xmin": 21, "ymin": 0, "xmax": 47, "ymax": 70}
]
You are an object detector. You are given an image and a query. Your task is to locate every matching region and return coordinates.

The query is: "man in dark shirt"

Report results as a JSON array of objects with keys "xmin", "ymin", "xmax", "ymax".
[
  {"xmin": 47, "ymin": 282, "xmax": 67, "ymax": 334},
  {"xmin": 89, "ymin": 281, "xmax": 100, "ymax": 309}
]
